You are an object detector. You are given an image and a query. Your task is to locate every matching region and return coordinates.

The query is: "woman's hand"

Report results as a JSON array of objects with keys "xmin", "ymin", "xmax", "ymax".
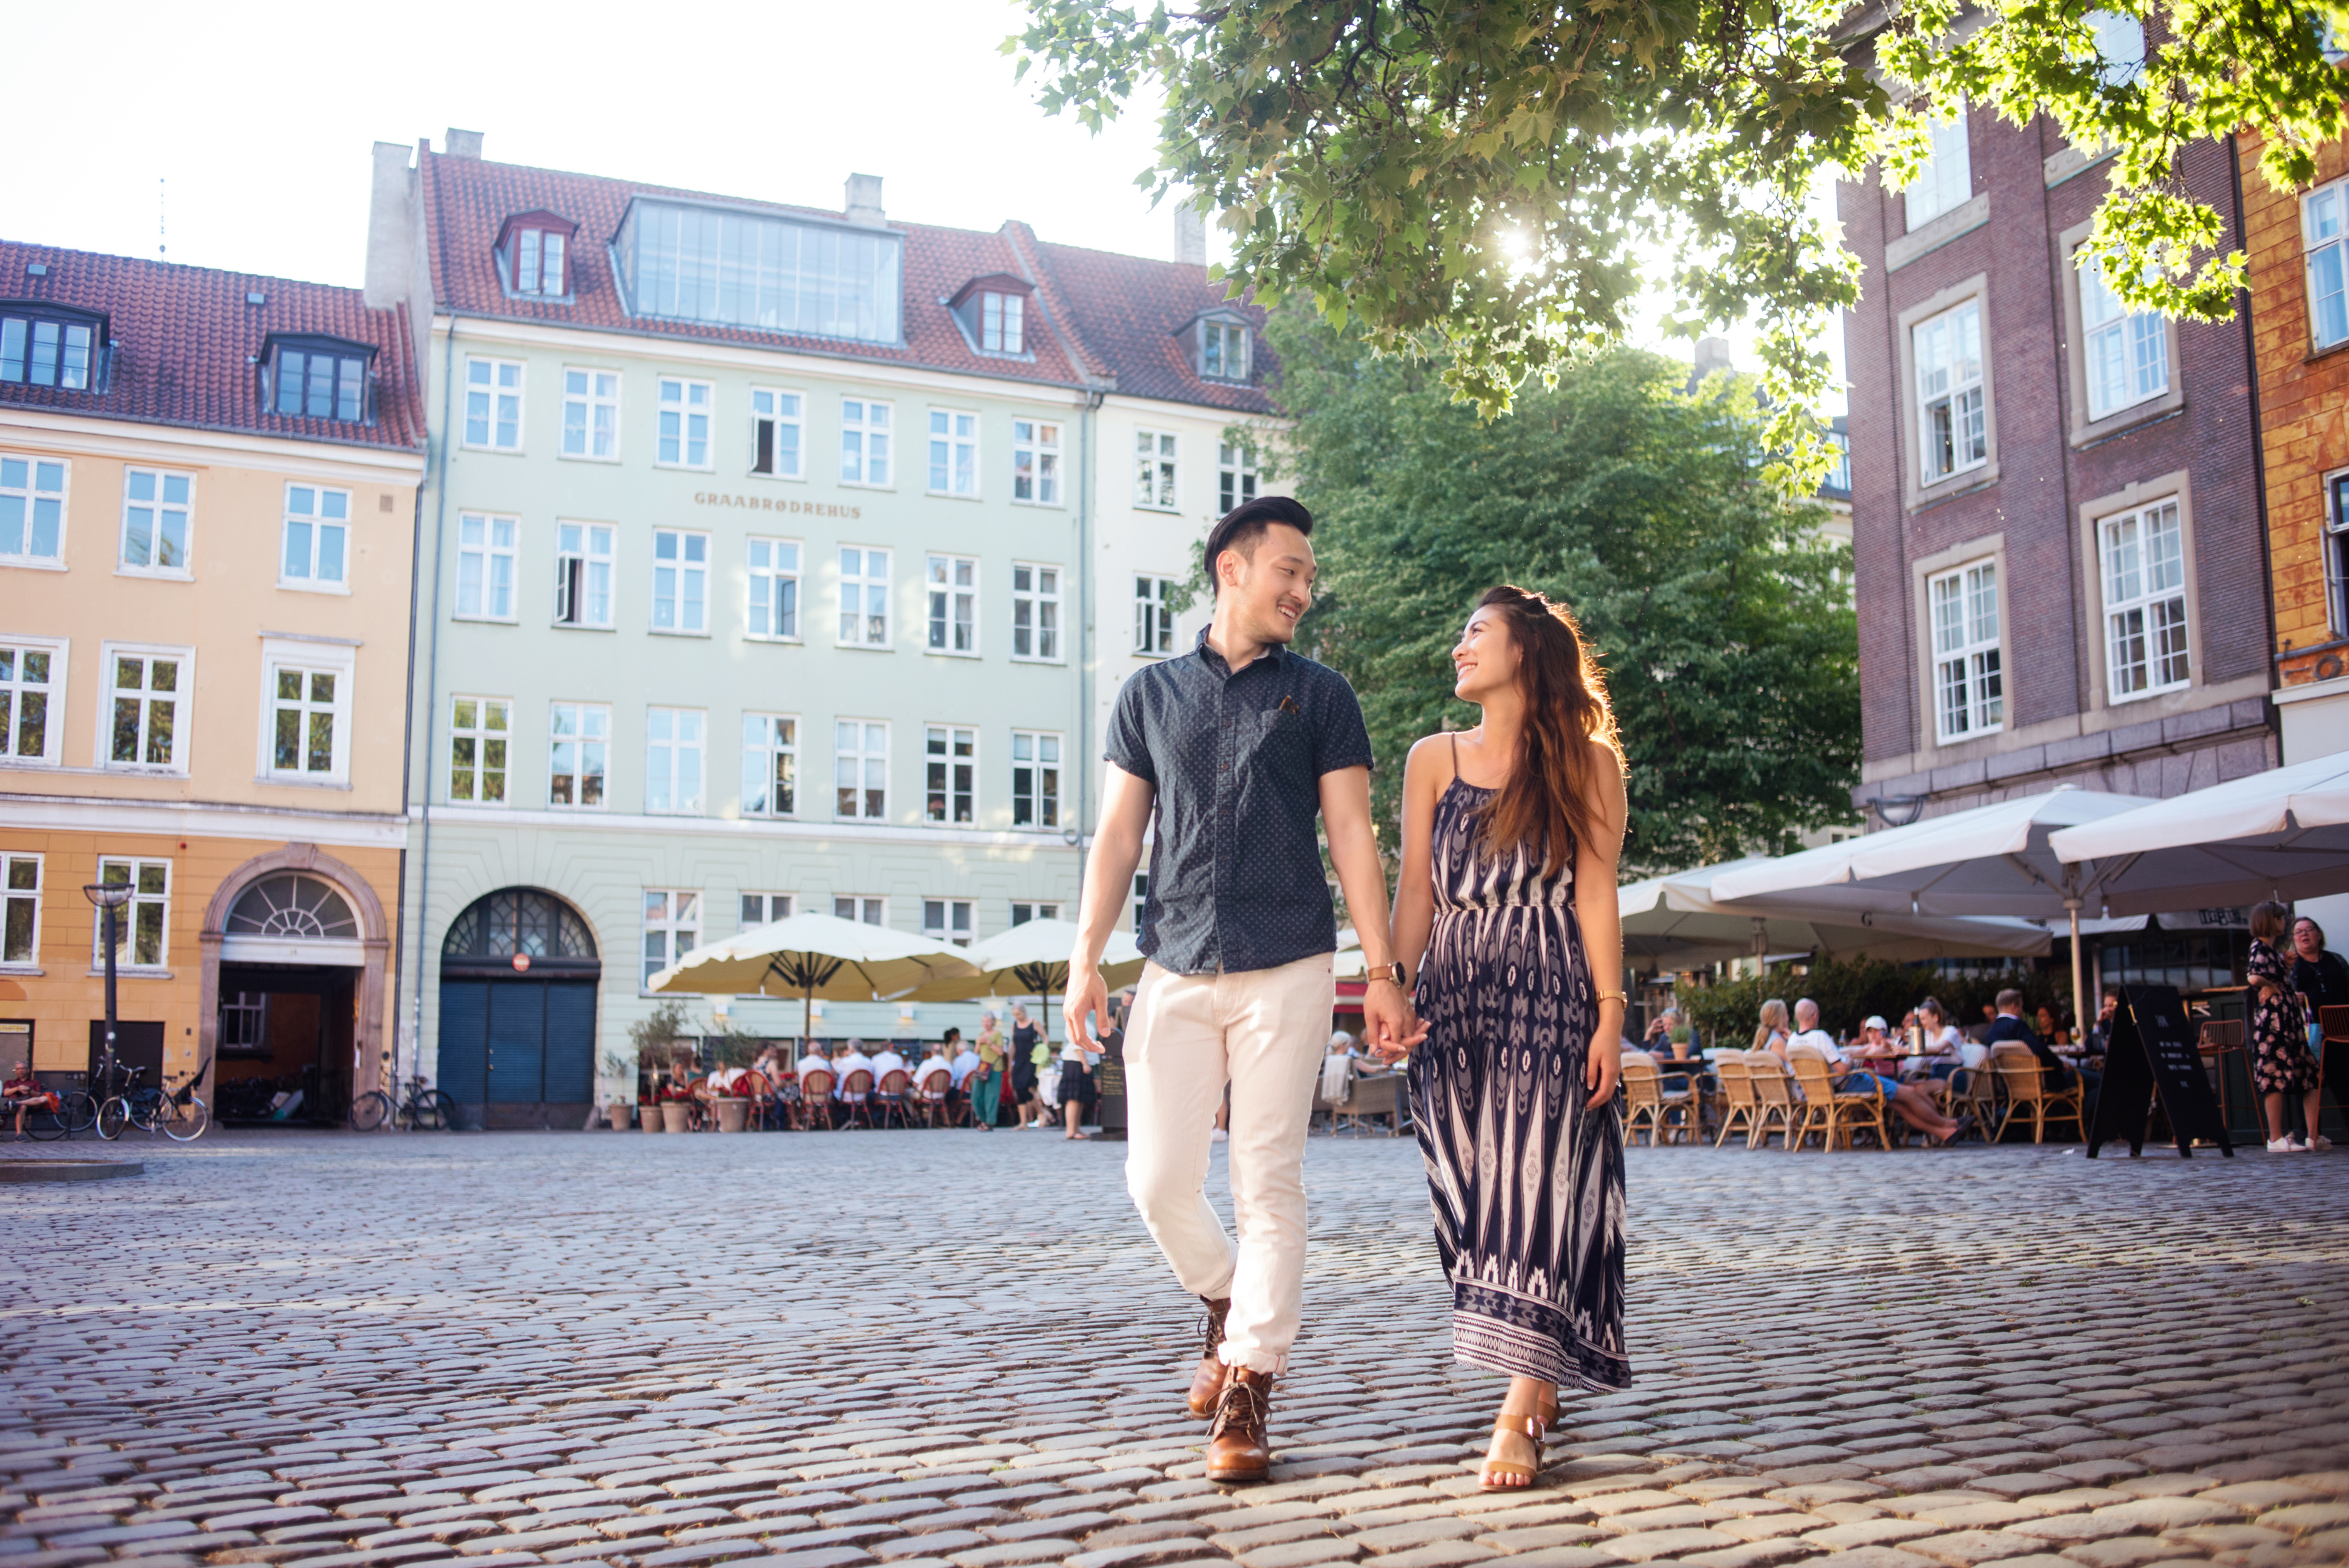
[{"xmin": 1586, "ymin": 1034, "xmax": 1621, "ymax": 1107}]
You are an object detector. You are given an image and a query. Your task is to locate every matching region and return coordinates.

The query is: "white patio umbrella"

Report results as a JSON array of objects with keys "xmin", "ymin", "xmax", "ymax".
[
  {"xmin": 904, "ymin": 917, "xmax": 1147, "ymax": 1001},
  {"xmin": 1710, "ymin": 786, "xmax": 2158, "ymax": 1043},
  {"xmin": 647, "ymin": 912, "xmax": 982, "ymax": 1036},
  {"xmin": 1619, "ymin": 858, "xmax": 2053, "ymax": 969},
  {"xmin": 2046, "ymin": 750, "xmax": 2349, "ymax": 913}
]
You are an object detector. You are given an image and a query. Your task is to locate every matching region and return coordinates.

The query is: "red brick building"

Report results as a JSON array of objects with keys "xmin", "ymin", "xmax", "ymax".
[{"xmin": 1838, "ymin": 49, "xmax": 2276, "ymax": 824}]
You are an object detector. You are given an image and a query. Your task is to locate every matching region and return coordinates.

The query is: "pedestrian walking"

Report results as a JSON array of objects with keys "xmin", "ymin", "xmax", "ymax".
[
  {"xmin": 2249, "ymin": 900, "xmax": 2328, "ymax": 1152},
  {"xmin": 1066, "ymin": 495, "xmax": 1414, "ymax": 1484},
  {"xmin": 1384, "ymin": 585, "xmax": 1631, "ymax": 1493},
  {"xmin": 970, "ymin": 1015, "xmax": 1006, "ymax": 1132},
  {"xmin": 1061, "ymin": 1020, "xmax": 1098, "ymax": 1140}
]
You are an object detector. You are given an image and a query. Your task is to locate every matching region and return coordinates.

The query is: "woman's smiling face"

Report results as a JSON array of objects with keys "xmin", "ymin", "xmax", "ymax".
[{"xmin": 1451, "ymin": 606, "xmax": 1520, "ymax": 704}]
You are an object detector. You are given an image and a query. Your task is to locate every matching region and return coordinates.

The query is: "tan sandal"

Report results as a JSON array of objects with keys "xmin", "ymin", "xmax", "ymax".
[{"xmin": 1478, "ymin": 1404, "xmax": 1552, "ymax": 1492}]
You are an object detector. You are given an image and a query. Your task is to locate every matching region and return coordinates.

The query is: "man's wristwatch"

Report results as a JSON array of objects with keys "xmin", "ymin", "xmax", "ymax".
[{"xmin": 1366, "ymin": 961, "xmax": 1409, "ymax": 987}]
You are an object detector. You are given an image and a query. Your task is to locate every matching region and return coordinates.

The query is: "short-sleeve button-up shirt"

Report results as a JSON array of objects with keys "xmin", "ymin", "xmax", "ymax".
[{"xmin": 1105, "ymin": 628, "xmax": 1374, "ymax": 975}]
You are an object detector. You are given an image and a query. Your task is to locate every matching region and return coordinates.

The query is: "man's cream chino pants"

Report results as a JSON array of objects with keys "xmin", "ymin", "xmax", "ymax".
[{"xmin": 1123, "ymin": 951, "xmax": 1335, "ymax": 1374}]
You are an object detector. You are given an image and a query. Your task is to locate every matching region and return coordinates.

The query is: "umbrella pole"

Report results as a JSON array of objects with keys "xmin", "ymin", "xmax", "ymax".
[{"xmin": 2066, "ymin": 899, "xmax": 2086, "ymax": 1048}]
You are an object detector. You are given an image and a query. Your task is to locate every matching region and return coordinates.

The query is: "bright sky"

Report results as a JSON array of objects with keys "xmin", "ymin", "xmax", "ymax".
[{"xmin": 1, "ymin": 0, "xmax": 1840, "ymax": 409}]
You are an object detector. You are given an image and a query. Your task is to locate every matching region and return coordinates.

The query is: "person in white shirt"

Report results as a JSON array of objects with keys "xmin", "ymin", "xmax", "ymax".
[
  {"xmin": 794, "ymin": 1041, "xmax": 832, "ymax": 1083},
  {"xmin": 834, "ymin": 1039, "xmax": 875, "ymax": 1102},
  {"xmin": 912, "ymin": 1038, "xmax": 953, "ymax": 1094},
  {"xmin": 1786, "ymin": 998, "xmax": 1970, "ymax": 1145},
  {"xmin": 949, "ymin": 1038, "xmax": 982, "ymax": 1089},
  {"xmin": 870, "ymin": 1043, "xmax": 910, "ymax": 1084}
]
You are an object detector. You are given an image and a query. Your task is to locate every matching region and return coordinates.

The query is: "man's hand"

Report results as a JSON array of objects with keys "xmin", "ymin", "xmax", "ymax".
[
  {"xmin": 1066, "ymin": 962, "xmax": 1110, "ymax": 1051},
  {"xmin": 1362, "ymin": 979, "xmax": 1429, "ymax": 1062},
  {"xmin": 1585, "ymin": 1033, "xmax": 1622, "ymax": 1107}
]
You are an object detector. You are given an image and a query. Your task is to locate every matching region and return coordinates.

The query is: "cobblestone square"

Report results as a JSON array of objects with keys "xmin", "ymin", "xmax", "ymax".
[{"xmin": 6, "ymin": 1132, "xmax": 2347, "ymax": 1568}]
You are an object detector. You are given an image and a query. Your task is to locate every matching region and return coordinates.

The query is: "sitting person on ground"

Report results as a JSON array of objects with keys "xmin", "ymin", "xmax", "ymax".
[
  {"xmin": 1985, "ymin": 986, "xmax": 2101, "ymax": 1118},
  {"xmin": 1753, "ymin": 997, "xmax": 1792, "ymax": 1056},
  {"xmin": 6, "ymin": 1059, "xmax": 59, "ymax": 1138},
  {"xmin": 1788, "ymin": 999, "xmax": 1972, "ymax": 1145}
]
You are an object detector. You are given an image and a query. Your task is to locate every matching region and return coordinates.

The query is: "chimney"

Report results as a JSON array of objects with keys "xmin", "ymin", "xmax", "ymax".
[
  {"xmin": 845, "ymin": 173, "xmax": 886, "ymax": 227},
  {"xmin": 364, "ymin": 141, "xmax": 414, "ymax": 310},
  {"xmin": 1172, "ymin": 206, "xmax": 1207, "ymax": 266},
  {"xmin": 1693, "ymin": 335, "xmax": 1735, "ymax": 382},
  {"xmin": 443, "ymin": 127, "xmax": 484, "ymax": 160}
]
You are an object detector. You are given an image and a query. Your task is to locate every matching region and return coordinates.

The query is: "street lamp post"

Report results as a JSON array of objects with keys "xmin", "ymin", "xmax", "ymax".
[{"xmin": 83, "ymin": 881, "xmax": 134, "ymax": 1101}]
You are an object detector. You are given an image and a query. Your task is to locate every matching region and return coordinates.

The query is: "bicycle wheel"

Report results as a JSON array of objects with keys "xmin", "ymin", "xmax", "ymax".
[
  {"xmin": 130, "ymin": 1089, "xmax": 164, "ymax": 1135},
  {"xmin": 22, "ymin": 1104, "xmax": 67, "ymax": 1141},
  {"xmin": 62, "ymin": 1092, "xmax": 96, "ymax": 1137},
  {"xmin": 349, "ymin": 1090, "xmax": 394, "ymax": 1132},
  {"xmin": 96, "ymin": 1098, "xmax": 129, "ymax": 1140},
  {"xmin": 409, "ymin": 1090, "xmax": 457, "ymax": 1131},
  {"xmin": 159, "ymin": 1094, "xmax": 209, "ymax": 1142}
]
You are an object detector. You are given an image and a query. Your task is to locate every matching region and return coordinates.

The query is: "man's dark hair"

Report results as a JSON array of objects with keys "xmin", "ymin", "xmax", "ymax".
[{"xmin": 1202, "ymin": 495, "xmax": 1313, "ymax": 596}]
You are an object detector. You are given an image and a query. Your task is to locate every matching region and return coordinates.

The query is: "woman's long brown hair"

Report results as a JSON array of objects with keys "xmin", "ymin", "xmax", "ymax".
[{"xmin": 1470, "ymin": 585, "xmax": 1626, "ymax": 874}]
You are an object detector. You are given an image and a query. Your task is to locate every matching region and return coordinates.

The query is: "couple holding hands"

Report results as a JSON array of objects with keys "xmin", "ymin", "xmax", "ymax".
[{"xmin": 1064, "ymin": 496, "xmax": 1631, "ymax": 1493}]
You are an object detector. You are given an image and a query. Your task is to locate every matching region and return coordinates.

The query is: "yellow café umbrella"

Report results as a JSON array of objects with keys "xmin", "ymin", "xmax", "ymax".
[
  {"xmin": 905, "ymin": 917, "xmax": 1146, "ymax": 1002},
  {"xmin": 648, "ymin": 911, "xmax": 982, "ymax": 1036}
]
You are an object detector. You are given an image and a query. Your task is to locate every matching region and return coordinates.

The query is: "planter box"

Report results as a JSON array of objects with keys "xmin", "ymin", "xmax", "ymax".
[
  {"xmin": 606, "ymin": 1103, "xmax": 634, "ymax": 1130},
  {"xmin": 660, "ymin": 1102, "xmax": 693, "ymax": 1133},
  {"xmin": 714, "ymin": 1097, "xmax": 750, "ymax": 1133}
]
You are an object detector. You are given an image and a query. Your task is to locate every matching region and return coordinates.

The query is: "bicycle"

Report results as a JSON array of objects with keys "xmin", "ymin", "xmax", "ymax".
[
  {"xmin": 349, "ymin": 1075, "xmax": 457, "ymax": 1132},
  {"xmin": 97, "ymin": 1068, "xmax": 211, "ymax": 1142}
]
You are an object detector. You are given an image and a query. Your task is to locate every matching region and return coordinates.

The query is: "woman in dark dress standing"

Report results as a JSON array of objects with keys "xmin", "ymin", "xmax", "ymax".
[{"xmin": 1384, "ymin": 586, "xmax": 1630, "ymax": 1492}]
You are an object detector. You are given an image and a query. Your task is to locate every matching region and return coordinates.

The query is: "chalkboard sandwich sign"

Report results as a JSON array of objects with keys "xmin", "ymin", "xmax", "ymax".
[{"xmin": 2086, "ymin": 983, "xmax": 2234, "ymax": 1158}]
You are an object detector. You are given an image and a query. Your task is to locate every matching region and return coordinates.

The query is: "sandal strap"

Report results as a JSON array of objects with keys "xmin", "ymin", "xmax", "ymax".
[{"xmin": 1494, "ymin": 1412, "xmax": 1547, "ymax": 1442}]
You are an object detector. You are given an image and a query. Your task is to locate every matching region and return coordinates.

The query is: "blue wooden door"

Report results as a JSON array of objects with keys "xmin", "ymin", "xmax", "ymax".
[
  {"xmin": 543, "ymin": 983, "xmax": 596, "ymax": 1105},
  {"xmin": 437, "ymin": 981, "xmax": 490, "ymax": 1105},
  {"xmin": 486, "ymin": 984, "xmax": 547, "ymax": 1103}
]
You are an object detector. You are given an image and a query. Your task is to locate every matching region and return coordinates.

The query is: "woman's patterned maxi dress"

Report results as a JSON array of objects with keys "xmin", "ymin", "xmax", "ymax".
[{"xmin": 1407, "ymin": 774, "xmax": 1630, "ymax": 1393}]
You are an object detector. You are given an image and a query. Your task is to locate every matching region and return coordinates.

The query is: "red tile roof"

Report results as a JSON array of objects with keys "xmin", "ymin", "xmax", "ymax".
[
  {"xmin": 0, "ymin": 242, "xmax": 424, "ymax": 452},
  {"xmin": 416, "ymin": 151, "xmax": 1278, "ymax": 413}
]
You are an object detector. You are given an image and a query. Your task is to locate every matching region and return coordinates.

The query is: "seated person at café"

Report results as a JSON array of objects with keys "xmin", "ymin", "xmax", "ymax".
[
  {"xmin": 1849, "ymin": 1015, "xmax": 1901, "ymax": 1072},
  {"xmin": 913, "ymin": 1033, "xmax": 954, "ymax": 1088},
  {"xmin": 2291, "ymin": 917, "xmax": 2349, "ymax": 1023},
  {"xmin": 6, "ymin": 1059, "xmax": 59, "ymax": 1138},
  {"xmin": 796, "ymin": 1039, "xmax": 834, "ymax": 1083},
  {"xmin": 1789, "ymin": 999, "xmax": 1972, "ymax": 1145},
  {"xmin": 2085, "ymin": 987, "xmax": 2122, "ymax": 1056},
  {"xmin": 2034, "ymin": 1004, "xmax": 2069, "ymax": 1045},
  {"xmin": 752, "ymin": 1045, "xmax": 785, "ymax": 1085},
  {"xmin": 1916, "ymin": 997, "xmax": 1979, "ymax": 1078},
  {"xmin": 833, "ymin": 1038, "xmax": 876, "ymax": 1100},
  {"xmin": 949, "ymin": 1033, "xmax": 981, "ymax": 1090},
  {"xmin": 870, "ymin": 1040, "xmax": 910, "ymax": 1084},
  {"xmin": 1986, "ymin": 987, "xmax": 2100, "ymax": 1111},
  {"xmin": 1644, "ymin": 1007, "xmax": 1698, "ymax": 1063}
]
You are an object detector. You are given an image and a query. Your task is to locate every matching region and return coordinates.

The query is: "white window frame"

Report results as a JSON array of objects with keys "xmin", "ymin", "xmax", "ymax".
[
  {"xmin": 747, "ymin": 537, "xmax": 802, "ymax": 642},
  {"xmin": 834, "ymin": 718, "xmax": 889, "ymax": 822},
  {"xmin": 463, "ymin": 357, "xmax": 525, "ymax": 451},
  {"xmin": 0, "ymin": 453, "xmax": 68, "ymax": 569},
  {"xmin": 834, "ymin": 895, "xmax": 887, "ymax": 927},
  {"xmin": 640, "ymin": 889, "xmax": 701, "ymax": 994},
  {"xmin": 2303, "ymin": 177, "xmax": 2349, "ymax": 352},
  {"xmin": 259, "ymin": 640, "xmax": 354, "ymax": 786},
  {"xmin": 927, "ymin": 409, "xmax": 980, "ymax": 498},
  {"xmin": 2328, "ymin": 469, "xmax": 2349, "ymax": 636},
  {"xmin": 1009, "ymin": 901, "xmax": 1062, "ymax": 927},
  {"xmin": 838, "ymin": 546, "xmax": 892, "ymax": 649},
  {"xmin": 740, "ymin": 892, "xmax": 794, "ymax": 930},
  {"xmin": 448, "ymin": 695, "xmax": 511, "ymax": 805},
  {"xmin": 841, "ymin": 398, "xmax": 893, "ymax": 488},
  {"xmin": 1135, "ymin": 428, "xmax": 1179, "ymax": 511},
  {"xmin": 1218, "ymin": 443, "xmax": 1258, "ymax": 515},
  {"xmin": 1913, "ymin": 300, "xmax": 1988, "ymax": 486},
  {"xmin": 650, "ymin": 528, "xmax": 710, "ymax": 636},
  {"xmin": 925, "ymin": 724, "xmax": 975, "ymax": 825},
  {"xmin": 0, "ymin": 636, "xmax": 65, "ymax": 766},
  {"xmin": 657, "ymin": 377, "xmax": 714, "ymax": 470},
  {"xmin": 2096, "ymin": 495, "xmax": 2192, "ymax": 703},
  {"xmin": 93, "ymin": 857, "xmax": 171, "ymax": 972},
  {"xmin": 560, "ymin": 367, "xmax": 621, "ymax": 462},
  {"xmin": 750, "ymin": 386, "xmax": 804, "ymax": 479},
  {"xmin": 100, "ymin": 643, "xmax": 192, "ymax": 774},
  {"xmin": 645, "ymin": 706, "xmax": 707, "ymax": 816},
  {"xmin": 1928, "ymin": 559, "xmax": 2004, "ymax": 743},
  {"xmin": 1011, "ymin": 418, "xmax": 1061, "ymax": 506},
  {"xmin": 549, "ymin": 700, "xmax": 611, "ymax": 810},
  {"xmin": 1, "ymin": 851, "xmax": 40, "ymax": 968},
  {"xmin": 923, "ymin": 898, "xmax": 975, "ymax": 948},
  {"xmin": 455, "ymin": 512, "xmax": 519, "ymax": 623},
  {"xmin": 118, "ymin": 466, "xmax": 195, "ymax": 578},
  {"xmin": 2078, "ymin": 253, "xmax": 2170, "ymax": 421},
  {"xmin": 1011, "ymin": 729, "xmax": 1062, "ymax": 830},
  {"xmin": 279, "ymin": 483, "xmax": 352, "ymax": 593},
  {"xmin": 1903, "ymin": 107, "xmax": 1972, "ymax": 231},
  {"xmin": 925, "ymin": 554, "xmax": 978, "ymax": 657},
  {"xmin": 1011, "ymin": 562, "xmax": 1062, "ymax": 663},
  {"xmin": 1202, "ymin": 320, "xmax": 1250, "ymax": 381},
  {"xmin": 982, "ymin": 291, "xmax": 1025, "ymax": 354},
  {"xmin": 555, "ymin": 521, "xmax": 615, "ymax": 629},
  {"xmin": 741, "ymin": 712, "xmax": 799, "ymax": 819},
  {"xmin": 1135, "ymin": 574, "xmax": 1179, "ymax": 656}
]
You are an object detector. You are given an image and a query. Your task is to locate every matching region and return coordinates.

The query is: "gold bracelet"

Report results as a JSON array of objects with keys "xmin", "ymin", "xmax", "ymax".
[{"xmin": 1595, "ymin": 990, "xmax": 1627, "ymax": 1005}]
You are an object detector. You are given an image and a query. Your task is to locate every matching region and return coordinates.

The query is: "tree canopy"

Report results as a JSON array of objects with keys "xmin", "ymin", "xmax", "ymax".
[
  {"xmin": 1264, "ymin": 311, "xmax": 1860, "ymax": 875},
  {"xmin": 1010, "ymin": 0, "xmax": 2349, "ymax": 478}
]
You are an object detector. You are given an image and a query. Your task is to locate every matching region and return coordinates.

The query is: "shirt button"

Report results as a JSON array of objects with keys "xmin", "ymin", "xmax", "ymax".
[{"xmin": 1220, "ymin": 762, "xmax": 1229, "ymax": 772}]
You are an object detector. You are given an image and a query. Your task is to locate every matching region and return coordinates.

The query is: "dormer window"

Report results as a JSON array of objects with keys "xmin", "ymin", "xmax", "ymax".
[
  {"xmin": 0, "ymin": 304, "xmax": 105, "ymax": 391},
  {"xmin": 263, "ymin": 335, "xmax": 374, "ymax": 423},
  {"xmin": 1201, "ymin": 318, "xmax": 1250, "ymax": 381},
  {"xmin": 946, "ymin": 275, "xmax": 1034, "ymax": 358},
  {"xmin": 496, "ymin": 211, "xmax": 580, "ymax": 300}
]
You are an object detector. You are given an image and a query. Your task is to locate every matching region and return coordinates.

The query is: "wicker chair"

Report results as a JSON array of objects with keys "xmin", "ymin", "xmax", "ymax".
[
  {"xmin": 793, "ymin": 1069, "xmax": 836, "ymax": 1131},
  {"xmin": 915, "ymin": 1067, "xmax": 955, "ymax": 1127},
  {"xmin": 1711, "ymin": 1051, "xmax": 1760, "ymax": 1148},
  {"xmin": 1745, "ymin": 1051, "xmax": 1802, "ymax": 1150},
  {"xmin": 734, "ymin": 1070, "xmax": 775, "ymax": 1130},
  {"xmin": 839, "ymin": 1069, "xmax": 876, "ymax": 1130},
  {"xmin": 1620, "ymin": 1052, "xmax": 1698, "ymax": 1145},
  {"xmin": 1786, "ymin": 1045, "xmax": 1891, "ymax": 1151},
  {"xmin": 1332, "ymin": 1071, "xmax": 1407, "ymax": 1136},
  {"xmin": 871, "ymin": 1068, "xmax": 914, "ymax": 1130},
  {"xmin": 1989, "ymin": 1043, "xmax": 2085, "ymax": 1143}
]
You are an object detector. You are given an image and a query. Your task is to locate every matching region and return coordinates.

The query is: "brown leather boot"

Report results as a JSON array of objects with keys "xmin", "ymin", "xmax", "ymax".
[
  {"xmin": 1185, "ymin": 1296, "xmax": 1231, "ymax": 1418},
  {"xmin": 1205, "ymin": 1366, "xmax": 1274, "ymax": 1483}
]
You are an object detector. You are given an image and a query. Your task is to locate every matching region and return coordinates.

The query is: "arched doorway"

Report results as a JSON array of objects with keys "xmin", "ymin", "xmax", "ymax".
[
  {"xmin": 438, "ymin": 888, "xmax": 601, "ymax": 1129},
  {"xmin": 199, "ymin": 845, "xmax": 392, "ymax": 1126}
]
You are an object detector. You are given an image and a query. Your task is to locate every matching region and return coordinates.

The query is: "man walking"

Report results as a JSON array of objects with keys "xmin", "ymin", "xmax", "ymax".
[{"xmin": 1066, "ymin": 495, "xmax": 1418, "ymax": 1483}]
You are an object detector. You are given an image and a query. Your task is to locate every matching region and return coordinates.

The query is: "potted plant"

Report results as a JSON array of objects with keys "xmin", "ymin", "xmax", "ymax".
[
  {"xmin": 598, "ymin": 1044, "xmax": 638, "ymax": 1130},
  {"xmin": 629, "ymin": 1001, "xmax": 696, "ymax": 1132},
  {"xmin": 658, "ymin": 1078, "xmax": 695, "ymax": 1133}
]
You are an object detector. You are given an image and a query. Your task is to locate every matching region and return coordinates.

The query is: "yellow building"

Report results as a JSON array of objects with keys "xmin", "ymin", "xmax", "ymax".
[{"xmin": 0, "ymin": 245, "xmax": 425, "ymax": 1122}]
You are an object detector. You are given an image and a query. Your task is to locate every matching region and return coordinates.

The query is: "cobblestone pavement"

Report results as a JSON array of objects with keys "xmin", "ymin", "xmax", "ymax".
[{"xmin": 6, "ymin": 1130, "xmax": 2349, "ymax": 1568}]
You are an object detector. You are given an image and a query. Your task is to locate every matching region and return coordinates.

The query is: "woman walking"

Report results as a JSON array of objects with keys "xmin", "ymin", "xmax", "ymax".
[
  {"xmin": 974, "ymin": 1011, "xmax": 1009, "ymax": 1131},
  {"xmin": 2249, "ymin": 900, "xmax": 2329, "ymax": 1153},
  {"xmin": 1009, "ymin": 1003, "xmax": 1047, "ymax": 1130},
  {"xmin": 1387, "ymin": 586, "xmax": 1630, "ymax": 1493}
]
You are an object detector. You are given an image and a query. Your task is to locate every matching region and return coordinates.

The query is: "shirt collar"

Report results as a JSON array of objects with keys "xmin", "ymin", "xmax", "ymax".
[{"xmin": 1193, "ymin": 624, "xmax": 1290, "ymax": 678}]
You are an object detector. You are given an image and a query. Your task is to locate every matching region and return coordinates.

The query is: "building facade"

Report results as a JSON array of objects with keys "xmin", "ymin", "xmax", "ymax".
[
  {"xmin": 0, "ymin": 246, "xmax": 426, "ymax": 1117},
  {"xmin": 367, "ymin": 134, "xmax": 1281, "ymax": 1125},
  {"xmin": 1838, "ymin": 48, "xmax": 2276, "ymax": 826}
]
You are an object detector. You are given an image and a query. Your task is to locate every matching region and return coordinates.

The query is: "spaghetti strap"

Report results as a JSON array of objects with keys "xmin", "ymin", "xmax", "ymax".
[{"xmin": 1446, "ymin": 731, "xmax": 1459, "ymax": 786}]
